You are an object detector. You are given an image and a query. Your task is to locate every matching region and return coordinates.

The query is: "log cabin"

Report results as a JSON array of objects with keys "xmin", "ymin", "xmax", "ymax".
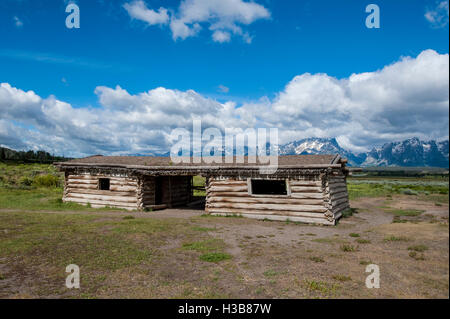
[{"xmin": 55, "ymin": 154, "xmax": 350, "ymax": 225}]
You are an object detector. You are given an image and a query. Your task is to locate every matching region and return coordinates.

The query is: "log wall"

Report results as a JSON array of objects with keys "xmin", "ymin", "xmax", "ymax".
[
  {"xmin": 205, "ymin": 176, "xmax": 338, "ymax": 225},
  {"xmin": 137, "ymin": 175, "xmax": 156, "ymax": 209},
  {"xmin": 326, "ymin": 175, "xmax": 350, "ymax": 220},
  {"xmin": 63, "ymin": 173, "xmax": 192, "ymax": 210},
  {"xmin": 63, "ymin": 172, "xmax": 138, "ymax": 210}
]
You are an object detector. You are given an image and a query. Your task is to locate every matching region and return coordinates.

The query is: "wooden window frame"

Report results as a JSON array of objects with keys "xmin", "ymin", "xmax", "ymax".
[{"xmin": 247, "ymin": 178, "xmax": 291, "ymax": 197}]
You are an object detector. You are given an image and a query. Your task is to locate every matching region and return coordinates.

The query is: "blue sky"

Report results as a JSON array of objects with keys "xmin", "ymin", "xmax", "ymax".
[{"xmin": 0, "ymin": 0, "xmax": 449, "ymax": 156}]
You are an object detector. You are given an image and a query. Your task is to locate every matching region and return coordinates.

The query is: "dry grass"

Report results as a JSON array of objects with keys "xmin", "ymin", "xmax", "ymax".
[{"xmin": 0, "ymin": 172, "xmax": 448, "ymax": 299}]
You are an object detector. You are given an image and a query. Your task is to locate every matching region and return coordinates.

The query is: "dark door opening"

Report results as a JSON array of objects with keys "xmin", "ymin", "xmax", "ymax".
[
  {"xmin": 251, "ymin": 179, "xmax": 287, "ymax": 195},
  {"xmin": 155, "ymin": 177, "xmax": 163, "ymax": 205}
]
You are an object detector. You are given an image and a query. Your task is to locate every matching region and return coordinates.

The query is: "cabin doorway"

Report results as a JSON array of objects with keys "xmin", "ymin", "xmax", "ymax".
[{"xmin": 155, "ymin": 177, "xmax": 164, "ymax": 205}]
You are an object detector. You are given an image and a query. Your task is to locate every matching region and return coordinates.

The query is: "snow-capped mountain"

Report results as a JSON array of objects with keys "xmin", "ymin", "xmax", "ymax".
[
  {"xmin": 278, "ymin": 137, "xmax": 449, "ymax": 168},
  {"xmin": 363, "ymin": 138, "xmax": 449, "ymax": 167},
  {"xmin": 277, "ymin": 137, "xmax": 366, "ymax": 166}
]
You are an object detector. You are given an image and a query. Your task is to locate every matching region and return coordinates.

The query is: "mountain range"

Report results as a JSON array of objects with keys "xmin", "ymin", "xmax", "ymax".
[
  {"xmin": 2, "ymin": 137, "xmax": 448, "ymax": 168},
  {"xmin": 278, "ymin": 137, "xmax": 449, "ymax": 168}
]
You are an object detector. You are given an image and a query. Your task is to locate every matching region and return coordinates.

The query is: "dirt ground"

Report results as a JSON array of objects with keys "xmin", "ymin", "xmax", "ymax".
[{"xmin": 0, "ymin": 194, "xmax": 448, "ymax": 299}]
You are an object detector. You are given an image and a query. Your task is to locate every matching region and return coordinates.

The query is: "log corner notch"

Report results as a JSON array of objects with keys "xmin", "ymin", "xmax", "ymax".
[{"xmin": 55, "ymin": 154, "xmax": 350, "ymax": 225}]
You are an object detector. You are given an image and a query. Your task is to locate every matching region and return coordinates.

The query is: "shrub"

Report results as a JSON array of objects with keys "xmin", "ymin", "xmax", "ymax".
[
  {"xmin": 33, "ymin": 174, "xmax": 60, "ymax": 187},
  {"xmin": 408, "ymin": 245, "xmax": 428, "ymax": 252},
  {"xmin": 341, "ymin": 208, "xmax": 357, "ymax": 218},
  {"xmin": 409, "ymin": 251, "xmax": 425, "ymax": 260},
  {"xmin": 340, "ymin": 244, "xmax": 357, "ymax": 252},
  {"xmin": 356, "ymin": 239, "xmax": 371, "ymax": 244},
  {"xmin": 19, "ymin": 176, "xmax": 33, "ymax": 186},
  {"xmin": 401, "ymin": 188, "xmax": 418, "ymax": 196}
]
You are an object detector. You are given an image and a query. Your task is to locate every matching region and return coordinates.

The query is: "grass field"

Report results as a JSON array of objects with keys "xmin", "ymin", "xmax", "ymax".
[{"xmin": 0, "ymin": 163, "xmax": 448, "ymax": 298}]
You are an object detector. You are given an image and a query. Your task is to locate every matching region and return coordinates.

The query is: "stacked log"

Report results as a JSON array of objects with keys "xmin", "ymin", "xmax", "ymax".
[
  {"xmin": 63, "ymin": 173, "xmax": 138, "ymax": 210},
  {"xmin": 327, "ymin": 175, "xmax": 350, "ymax": 219},
  {"xmin": 205, "ymin": 177, "xmax": 334, "ymax": 225},
  {"xmin": 139, "ymin": 176, "xmax": 156, "ymax": 209}
]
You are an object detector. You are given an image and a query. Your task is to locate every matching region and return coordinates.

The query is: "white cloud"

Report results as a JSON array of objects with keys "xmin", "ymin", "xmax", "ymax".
[
  {"xmin": 123, "ymin": 0, "xmax": 169, "ymax": 26},
  {"xmin": 13, "ymin": 16, "xmax": 23, "ymax": 28},
  {"xmin": 0, "ymin": 50, "xmax": 448, "ymax": 156},
  {"xmin": 242, "ymin": 49, "xmax": 449, "ymax": 150},
  {"xmin": 217, "ymin": 84, "xmax": 230, "ymax": 93},
  {"xmin": 123, "ymin": 0, "xmax": 270, "ymax": 43},
  {"xmin": 212, "ymin": 30, "xmax": 231, "ymax": 43},
  {"xmin": 425, "ymin": 1, "xmax": 449, "ymax": 28}
]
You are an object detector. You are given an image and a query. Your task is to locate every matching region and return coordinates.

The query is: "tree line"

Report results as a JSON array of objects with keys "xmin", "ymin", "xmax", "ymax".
[{"xmin": 0, "ymin": 147, "xmax": 71, "ymax": 163}]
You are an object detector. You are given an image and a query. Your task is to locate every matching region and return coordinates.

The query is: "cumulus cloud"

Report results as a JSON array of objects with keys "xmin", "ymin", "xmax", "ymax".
[
  {"xmin": 0, "ymin": 50, "xmax": 448, "ymax": 157},
  {"xmin": 123, "ymin": 0, "xmax": 270, "ymax": 43},
  {"xmin": 212, "ymin": 30, "xmax": 231, "ymax": 43},
  {"xmin": 425, "ymin": 1, "xmax": 449, "ymax": 28},
  {"xmin": 242, "ymin": 49, "xmax": 449, "ymax": 150},
  {"xmin": 123, "ymin": 0, "xmax": 169, "ymax": 26}
]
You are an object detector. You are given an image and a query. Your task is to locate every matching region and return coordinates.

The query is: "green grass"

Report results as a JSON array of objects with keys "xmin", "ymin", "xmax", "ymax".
[
  {"xmin": 312, "ymin": 237, "xmax": 334, "ymax": 244},
  {"xmin": 309, "ymin": 256, "xmax": 325, "ymax": 263},
  {"xmin": 340, "ymin": 244, "xmax": 357, "ymax": 252},
  {"xmin": 0, "ymin": 187, "xmax": 126, "ymax": 211},
  {"xmin": 408, "ymin": 245, "xmax": 428, "ymax": 252},
  {"xmin": 409, "ymin": 251, "xmax": 426, "ymax": 260},
  {"xmin": 0, "ymin": 212, "xmax": 155, "ymax": 270},
  {"xmin": 347, "ymin": 177, "xmax": 449, "ymax": 200},
  {"xmin": 182, "ymin": 239, "xmax": 224, "ymax": 252},
  {"xmin": 191, "ymin": 226, "xmax": 216, "ymax": 232},
  {"xmin": 340, "ymin": 208, "xmax": 359, "ymax": 218},
  {"xmin": 355, "ymin": 238, "xmax": 371, "ymax": 244},
  {"xmin": 182, "ymin": 238, "xmax": 231, "ymax": 263},
  {"xmin": 303, "ymin": 279, "xmax": 340, "ymax": 296},
  {"xmin": 392, "ymin": 216, "xmax": 408, "ymax": 223},
  {"xmin": 384, "ymin": 235, "xmax": 410, "ymax": 242},
  {"xmin": 199, "ymin": 252, "xmax": 231, "ymax": 263},
  {"xmin": 193, "ymin": 175, "xmax": 206, "ymax": 196},
  {"xmin": 385, "ymin": 209, "xmax": 424, "ymax": 217},
  {"xmin": 332, "ymin": 275, "xmax": 351, "ymax": 282},
  {"xmin": 0, "ymin": 162, "xmax": 126, "ymax": 212},
  {"xmin": 349, "ymin": 233, "xmax": 360, "ymax": 238},
  {"xmin": 263, "ymin": 269, "xmax": 279, "ymax": 277}
]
